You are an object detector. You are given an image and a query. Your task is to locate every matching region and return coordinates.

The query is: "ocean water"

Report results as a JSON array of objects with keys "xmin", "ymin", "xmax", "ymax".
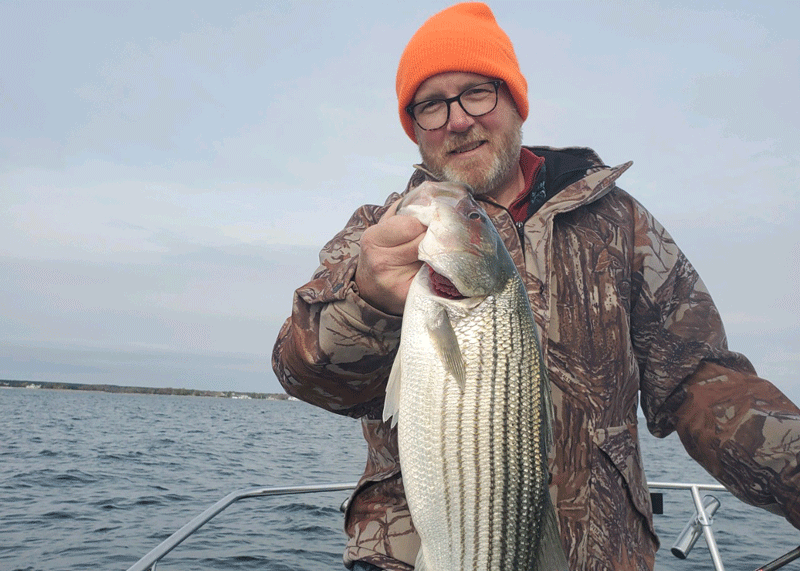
[{"xmin": 1, "ymin": 388, "xmax": 798, "ymax": 571}]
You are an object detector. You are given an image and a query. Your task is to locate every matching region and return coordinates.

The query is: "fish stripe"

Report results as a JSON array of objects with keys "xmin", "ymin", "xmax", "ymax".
[
  {"xmin": 488, "ymin": 299, "xmax": 498, "ymax": 570},
  {"xmin": 441, "ymin": 365, "xmax": 454, "ymax": 563},
  {"xmin": 501, "ymin": 302, "xmax": 513, "ymax": 569},
  {"xmin": 461, "ymin": 359, "xmax": 483, "ymax": 569},
  {"xmin": 515, "ymin": 311, "xmax": 522, "ymax": 567},
  {"xmin": 461, "ymin": 351, "xmax": 467, "ymax": 564},
  {"xmin": 520, "ymin": 304, "xmax": 541, "ymax": 565},
  {"xmin": 513, "ymin": 305, "xmax": 524, "ymax": 570}
]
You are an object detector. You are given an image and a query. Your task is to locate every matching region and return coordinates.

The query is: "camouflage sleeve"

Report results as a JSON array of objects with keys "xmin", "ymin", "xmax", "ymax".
[
  {"xmin": 627, "ymin": 197, "xmax": 800, "ymax": 528},
  {"xmin": 675, "ymin": 361, "xmax": 800, "ymax": 528},
  {"xmin": 272, "ymin": 193, "xmax": 404, "ymax": 418},
  {"xmin": 630, "ymin": 199, "xmax": 754, "ymax": 437},
  {"xmin": 627, "ymin": 196, "xmax": 749, "ymax": 433}
]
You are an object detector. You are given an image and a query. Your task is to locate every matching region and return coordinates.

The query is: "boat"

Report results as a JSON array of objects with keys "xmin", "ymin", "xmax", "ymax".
[{"xmin": 125, "ymin": 481, "xmax": 800, "ymax": 571}]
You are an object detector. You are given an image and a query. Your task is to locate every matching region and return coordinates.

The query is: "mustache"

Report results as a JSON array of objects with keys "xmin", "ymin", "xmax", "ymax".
[{"xmin": 443, "ymin": 129, "xmax": 488, "ymax": 154}]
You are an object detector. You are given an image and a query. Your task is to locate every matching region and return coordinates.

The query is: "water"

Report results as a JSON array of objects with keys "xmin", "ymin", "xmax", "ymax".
[{"xmin": 1, "ymin": 388, "xmax": 797, "ymax": 571}]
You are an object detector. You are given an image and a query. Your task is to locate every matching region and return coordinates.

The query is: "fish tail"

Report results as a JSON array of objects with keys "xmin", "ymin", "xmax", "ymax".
[
  {"xmin": 533, "ymin": 494, "xmax": 569, "ymax": 570},
  {"xmin": 414, "ymin": 545, "xmax": 431, "ymax": 571}
]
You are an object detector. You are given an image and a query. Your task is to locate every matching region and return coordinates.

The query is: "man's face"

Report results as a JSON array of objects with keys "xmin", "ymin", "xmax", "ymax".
[{"xmin": 412, "ymin": 71, "xmax": 522, "ymax": 197}]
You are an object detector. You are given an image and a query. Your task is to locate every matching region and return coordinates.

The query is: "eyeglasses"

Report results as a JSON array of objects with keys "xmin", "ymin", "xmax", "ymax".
[{"xmin": 406, "ymin": 80, "xmax": 503, "ymax": 131}]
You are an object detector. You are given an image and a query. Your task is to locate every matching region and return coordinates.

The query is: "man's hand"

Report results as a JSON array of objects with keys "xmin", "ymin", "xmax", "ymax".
[{"xmin": 355, "ymin": 199, "xmax": 426, "ymax": 315}]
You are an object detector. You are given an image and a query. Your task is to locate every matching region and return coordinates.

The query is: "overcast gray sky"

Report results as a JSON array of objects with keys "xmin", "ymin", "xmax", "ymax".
[{"xmin": 2, "ymin": 0, "xmax": 798, "ymax": 402}]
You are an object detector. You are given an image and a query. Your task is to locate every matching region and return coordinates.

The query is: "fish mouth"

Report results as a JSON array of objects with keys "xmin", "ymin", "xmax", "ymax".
[{"xmin": 428, "ymin": 266, "xmax": 465, "ymax": 299}]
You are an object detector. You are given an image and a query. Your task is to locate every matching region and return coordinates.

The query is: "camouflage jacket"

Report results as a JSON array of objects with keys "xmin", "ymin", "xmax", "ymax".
[{"xmin": 272, "ymin": 146, "xmax": 800, "ymax": 570}]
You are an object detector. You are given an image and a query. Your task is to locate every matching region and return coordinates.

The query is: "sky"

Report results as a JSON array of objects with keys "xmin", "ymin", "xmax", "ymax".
[{"xmin": 1, "ymin": 0, "xmax": 798, "ymax": 402}]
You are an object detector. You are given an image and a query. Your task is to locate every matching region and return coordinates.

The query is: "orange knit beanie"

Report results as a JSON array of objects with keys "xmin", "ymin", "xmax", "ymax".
[{"xmin": 396, "ymin": 2, "xmax": 528, "ymax": 143}]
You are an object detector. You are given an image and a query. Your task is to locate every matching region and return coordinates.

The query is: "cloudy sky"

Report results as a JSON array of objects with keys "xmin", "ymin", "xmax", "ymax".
[{"xmin": 2, "ymin": 0, "xmax": 798, "ymax": 401}]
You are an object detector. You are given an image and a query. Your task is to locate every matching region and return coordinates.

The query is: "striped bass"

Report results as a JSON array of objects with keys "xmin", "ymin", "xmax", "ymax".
[{"xmin": 383, "ymin": 180, "xmax": 568, "ymax": 571}]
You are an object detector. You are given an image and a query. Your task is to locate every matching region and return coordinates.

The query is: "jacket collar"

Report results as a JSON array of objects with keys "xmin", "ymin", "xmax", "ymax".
[{"xmin": 525, "ymin": 146, "xmax": 632, "ymax": 220}]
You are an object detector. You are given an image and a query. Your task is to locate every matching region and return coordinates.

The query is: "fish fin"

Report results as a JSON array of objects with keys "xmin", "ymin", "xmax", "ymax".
[
  {"xmin": 382, "ymin": 349, "xmax": 402, "ymax": 428},
  {"xmin": 414, "ymin": 546, "xmax": 430, "ymax": 571},
  {"xmin": 532, "ymin": 493, "xmax": 569, "ymax": 571},
  {"xmin": 427, "ymin": 307, "xmax": 465, "ymax": 388},
  {"xmin": 542, "ymin": 365, "xmax": 555, "ymax": 452},
  {"xmin": 532, "ymin": 325, "xmax": 556, "ymax": 453}
]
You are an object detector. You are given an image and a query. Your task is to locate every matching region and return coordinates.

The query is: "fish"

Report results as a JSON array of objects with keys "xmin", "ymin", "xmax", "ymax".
[{"xmin": 383, "ymin": 180, "xmax": 569, "ymax": 571}]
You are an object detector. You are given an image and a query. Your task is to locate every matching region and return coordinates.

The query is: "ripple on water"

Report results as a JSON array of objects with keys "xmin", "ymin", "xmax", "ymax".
[{"xmin": 3, "ymin": 390, "xmax": 798, "ymax": 571}]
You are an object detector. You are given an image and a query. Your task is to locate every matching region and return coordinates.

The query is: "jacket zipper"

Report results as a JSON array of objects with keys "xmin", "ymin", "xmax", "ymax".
[{"xmin": 515, "ymin": 220, "xmax": 525, "ymax": 243}]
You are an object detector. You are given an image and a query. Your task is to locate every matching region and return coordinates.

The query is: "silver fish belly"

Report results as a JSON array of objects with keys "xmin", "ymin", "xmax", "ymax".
[{"xmin": 384, "ymin": 181, "xmax": 568, "ymax": 571}]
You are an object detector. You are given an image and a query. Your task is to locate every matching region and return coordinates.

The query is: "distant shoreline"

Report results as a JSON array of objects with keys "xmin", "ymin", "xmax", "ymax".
[{"xmin": 0, "ymin": 379, "xmax": 290, "ymax": 400}]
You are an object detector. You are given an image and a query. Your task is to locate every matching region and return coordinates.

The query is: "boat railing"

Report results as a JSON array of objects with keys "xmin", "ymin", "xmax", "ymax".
[
  {"xmin": 125, "ymin": 481, "xmax": 800, "ymax": 571},
  {"xmin": 125, "ymin": 482, "xmax": 358, "ymax": 571},
  {"xmin": 648, "ymin": 482, "xmax": 728, "ymax": 569}
]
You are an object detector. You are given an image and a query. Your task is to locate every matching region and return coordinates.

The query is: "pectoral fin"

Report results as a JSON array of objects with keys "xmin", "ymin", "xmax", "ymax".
[
  {"xmin": 383, "ymin": 349, "xmax": 402, "ymax": 427},
  {"xmin": 427, "ymin": 307, "xmax": 466, "ymax": 388}
]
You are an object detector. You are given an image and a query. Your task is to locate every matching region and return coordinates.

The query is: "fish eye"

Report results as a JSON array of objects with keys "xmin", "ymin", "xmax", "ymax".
[{"xmin": 468, "ymin": 211, "xmax": 481, "ymax": 220}]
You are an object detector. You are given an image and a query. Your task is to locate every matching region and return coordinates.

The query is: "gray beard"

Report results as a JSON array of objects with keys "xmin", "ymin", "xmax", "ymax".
[{"xmin": 419, "ymin": 124, "xmax": 523, "ymax": 196}]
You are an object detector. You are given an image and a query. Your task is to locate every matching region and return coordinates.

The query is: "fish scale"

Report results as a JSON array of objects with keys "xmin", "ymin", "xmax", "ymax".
[{"xmin": 383, "ymin": 180, "xmax": 568, "ymax": 571}]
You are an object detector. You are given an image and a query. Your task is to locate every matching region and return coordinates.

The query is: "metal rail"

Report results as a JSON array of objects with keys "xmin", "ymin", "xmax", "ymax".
[
  {"xmin": 127, "ymin": 480, "xmax": 798, "ymax": 571},
  {"xmin": 125, "ymin": 482, "xmax": 358, "ymax": 571},
  {"xmin": 648, "ymin": 482, "xmax": 728, "ymax": 571}
]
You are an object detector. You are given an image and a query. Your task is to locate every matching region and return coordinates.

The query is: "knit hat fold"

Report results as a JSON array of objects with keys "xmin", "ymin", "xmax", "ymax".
[{"xmin": 396, "ymin": 2, "xmax": 528, "ymax": 142}]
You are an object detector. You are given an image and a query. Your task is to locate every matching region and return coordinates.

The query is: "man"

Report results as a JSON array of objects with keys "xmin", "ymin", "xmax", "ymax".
[{"xmin": 272, "ymin": 3, "xmax": 800, "ymax": 570}]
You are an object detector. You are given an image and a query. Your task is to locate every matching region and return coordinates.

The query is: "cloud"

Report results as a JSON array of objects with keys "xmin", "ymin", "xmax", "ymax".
[{"xmin": 1, "ymin": 0, "xmax": 798, "ymax": 398}]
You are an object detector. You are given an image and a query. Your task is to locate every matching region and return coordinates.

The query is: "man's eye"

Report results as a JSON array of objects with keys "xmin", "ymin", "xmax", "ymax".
[
  {"xmin": 417, "ymin": 100, "xmax": 444, "ymax": 115},
  {"xmin": 464, "ymin": 87, "xmax": 491, "ymax": 99}
]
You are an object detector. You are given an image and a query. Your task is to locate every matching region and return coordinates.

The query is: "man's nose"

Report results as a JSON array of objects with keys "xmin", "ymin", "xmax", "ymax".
[{"xmin": 446, "ymin": 101, "xmax": 475, "ymax": 132}]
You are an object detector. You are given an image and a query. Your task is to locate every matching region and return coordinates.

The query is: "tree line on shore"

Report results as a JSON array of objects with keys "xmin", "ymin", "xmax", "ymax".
[{"xmin": 0, "ymin": 379, "xmax": 289, "ymax": 400}]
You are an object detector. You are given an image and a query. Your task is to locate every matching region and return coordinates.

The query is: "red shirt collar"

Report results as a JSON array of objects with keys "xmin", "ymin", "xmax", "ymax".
[{"xmin": 507, "ymin": 148, "xmax": 545, "ymax": 223}]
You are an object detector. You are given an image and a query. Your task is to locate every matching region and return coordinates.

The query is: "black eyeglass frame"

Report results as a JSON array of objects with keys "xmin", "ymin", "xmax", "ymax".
[{"xmin": 405, "ymin": 80, "xmax": 504, "ymax": 131}]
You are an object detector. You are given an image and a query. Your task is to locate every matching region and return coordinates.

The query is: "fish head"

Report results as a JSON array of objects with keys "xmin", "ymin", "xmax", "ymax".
[{"xmin": 397, "ymin": 180, "xmax": 512, "ymax": 299}]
